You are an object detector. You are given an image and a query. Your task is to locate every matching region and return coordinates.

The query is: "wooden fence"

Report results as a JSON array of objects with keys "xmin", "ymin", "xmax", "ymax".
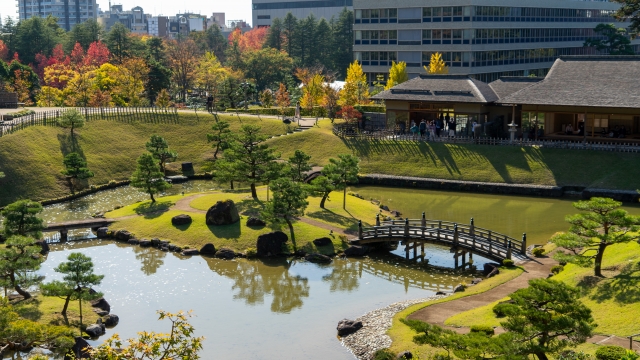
[
  {"xmin": 0, "ymin": 107, "xmax": 180, "ymax": 137},
  {"xmin": 333, "ymin": 124, "xmax": 640, "ymax": 154}
]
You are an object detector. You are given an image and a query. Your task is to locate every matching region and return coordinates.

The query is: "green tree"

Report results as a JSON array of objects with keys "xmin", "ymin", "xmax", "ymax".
[
  {"xmin": 584, "ymin": 23, "xmax": 635, "ymax": 55},
  {"xmin": 223, "ymin": 124, "xmax": 279, "ymax": 198},
  {"xmin": 145, "ymin": 135, "xmax": 177, "ymax": 175},
  {"xmin": 260, "ymin": 89, "xmax": 274, "ymax": 108},
  {"xmin": 130, "ymin": 153, "xmax": 171, "ymax": 203},
  {"xmin": 1, "ymin": 199, "xmax": 44, "ymax": 238},
  {"xmin": 105, "ymin": 22, "xmax": 132, "ymax": 63},
  {"xmin": 282, "ymin": 13, "xmax": 299, "ymax": 62},
  {"xmin": 497, "ymin": 279, "xmax": 595, "ymax": 360},
  {"xmin": 288, "ymin": 150, "xmax": 312, "ymax": 182},
  {"xmin": 261, "ymin": 178, "xmax": 309, "ymax": 248},
  {"xmin": 57, "ymin": 109, "xmax": 85, "ymax": 138},
  {"xmin": 323, "ymin": 154, "xmax": 359, "ymax": 209},
  {"xmin": 551, "ymin": 197, "xmax": 640, "ymax": 277},
  {"xmin": 146, "ymin": 60, "xmax": 172, "ymax": 103},
  {"xmin": 40, "ymin": 253, "xmax": 104, "ymax": 326},
  {"xmin": 13, "ymin": 16, "xmax": 59, "ymax": 64},
  {"xmin": 0, "ymin": 236, "xmax": 43, "ymax": 299},
  {"xmin": 311, "ymin": 175, "xmax": 336, "ymax": 209},
  {"xmin": 385, "ymin": 61, "xmax": 408, "ymax": 90},
  {"xmin": 206, "ymin": 120, "xmax": 231, "ymax": 160},
  {"xmin": 61, "ymin": 153, "xmax": 94, "ymax": 194},
  {"xmin": 88, "ymin": 310, "xmax": 204, "ymax": 360},
  {"xmin": 65, "ymin": 19, "xmax": 102, "ymax": 51},
  {"xmin": 613, "ymin": 0, "xmax": 640, "ymax": 34},
  {"xmin": 264, "ymin": 18, "xmax": 284, "ymax": 51},
  {"xmin": 242, "ymin": 48, "xmax": 294, "ymax": 91},
  {"xmin": 331, "ymin": 8, "xmax": 354, "ymax": 78}
]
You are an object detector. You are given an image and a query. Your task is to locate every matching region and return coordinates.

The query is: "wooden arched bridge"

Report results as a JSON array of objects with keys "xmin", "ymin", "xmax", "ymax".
[{"xmin": 351, "ymin": 214, "xmax": 527, "ymax": 266}]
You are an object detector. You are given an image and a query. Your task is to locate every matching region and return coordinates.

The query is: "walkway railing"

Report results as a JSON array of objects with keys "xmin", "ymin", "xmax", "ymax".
[
  {"xmin": 351, "ymin": 214, "xmax": 526, "ymax": 262},
  {"xmin": 333, "ymin": 124, "xmax": 640, "ymax": 153}
]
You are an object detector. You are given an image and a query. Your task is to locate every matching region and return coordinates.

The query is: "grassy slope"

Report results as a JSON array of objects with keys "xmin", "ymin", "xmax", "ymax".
[
  {"xmin": 105, "ymin": 188, "xmax": 381, "ymax": 254},
  {"xmin": 386, "ymin": 267, "xmax": 524, "ymax": 358},
  {"xmin": 0, "ymin": 113, "xmax": 296, "ymax": 206},
  {"xmin": 13, "ymin": 295, "xmax": 100, "ymax": 329},
  {"xmin": 268, "ymin": 120, "xmax": 640, "ymax": 190}
]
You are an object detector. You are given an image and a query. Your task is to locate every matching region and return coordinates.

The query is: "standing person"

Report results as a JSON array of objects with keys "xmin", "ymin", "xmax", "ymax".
[
  {"xmin": 429, "ymin": 121, "xmax": 436, "ymax": 141},
  {"xmin": 206, "ymin": 95, "xmax": 214, "ymax": 112},
  {"xmin": 399, "ymin": 121, "xmax": 406, "ymax": 135},
  {"xmin": 410, "ymin": 121, "xmax": 419, "ymax": 140},
  {"xmin": 448, "ymin": 116, "xmax": 456, "ymax": 137},
  {"xmin": 419, "ymin": 119, "xmax": 427, "ymax": 139},
  {"xmin": 295, "ymin": 101, "xmax": 301, "ymax": 120},
  {"xmin": 436, "ymin": 114, "xmax": 443, "ymax": 138},
  {"xmin": 471, "ymin": 121, "xmax": 478, "ymax": 138}
]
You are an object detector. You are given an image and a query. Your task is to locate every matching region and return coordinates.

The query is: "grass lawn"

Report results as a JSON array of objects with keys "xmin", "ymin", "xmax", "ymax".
[
  {"xmin": 104, "ymin": 188, "xmax": 382, "ymax": 254},
  {"xmin": 0, "ymin": 112, "xmax": 296, "ymax": 206},
  {"xmin": 268, "ymin": 120, "xmax": 640, "ymax": 191},
  {"xmin": 385, "ymin": 266, "xmax": 524, "ymax": 357},
  {"xmin": 12, "ymin": 294, "xmax": 100, "ymax": 331}
]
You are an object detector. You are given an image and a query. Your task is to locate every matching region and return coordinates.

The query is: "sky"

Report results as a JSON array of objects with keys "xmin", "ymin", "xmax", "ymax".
[{"xmin": 1, "ymin": 0, "xmax": 254, "ymax": 26}]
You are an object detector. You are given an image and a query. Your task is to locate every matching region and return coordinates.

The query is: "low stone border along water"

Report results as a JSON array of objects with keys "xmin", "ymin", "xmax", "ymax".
[{"xmin": 341, "ymin": 294, "xmax": 448, "ymax": 359}]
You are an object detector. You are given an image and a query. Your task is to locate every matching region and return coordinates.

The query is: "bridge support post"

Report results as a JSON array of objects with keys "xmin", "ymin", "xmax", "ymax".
[
  {"xmin": 358, "ymin": 221, "xmax": 363, "ymax": 240},
  {"xmin": 507, "ymin": 240, "xmax": 512, "ymax": 260},
  {"xmin": 376, "ymin": 214, "xmax": 380, "ymax": 227},
  {"xmin": 470, "ymin": 218, "xmax": 475, "ymax": 236},
  {"xmin": 454, "ymin": 224, "xmax": 459, "ymax": 246},
  {"xmin": 59, "ymin": 229, "xmax": 68, "ymax": 242},
  {"xmin": 405, "ymin": 242, "xmax": 410, "ymax": 260},
  {"xmin": 522, "ymin": 233, "xmax": 527, "ymax": 254},
  {"xmin": 413, "ymin": 242, "xmax": 417, "ymax": 259},
  {"xmin": 404, "ymin": 218, "xmax": 409, "ymax": 238},
  {"xmin": 422, "ymin": 212, "xmax": 426, "ymax": 227},
  {"xmin": 421, "ymin": 242, "xmax": 424, "ymax": 257}
]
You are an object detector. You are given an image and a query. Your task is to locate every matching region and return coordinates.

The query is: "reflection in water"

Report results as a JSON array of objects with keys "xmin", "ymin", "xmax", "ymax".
[
  {"xmin": 132, "ymin": 246, "xmax": 167, "ymax": 275},
  {"xmin": 323, "ymin": 259, "xmax": 360, "ymax": 292}
]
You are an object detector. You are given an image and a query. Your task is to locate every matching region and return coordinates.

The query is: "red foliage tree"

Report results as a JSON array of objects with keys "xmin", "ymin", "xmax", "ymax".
[
  {"xmin": 70, "ymin": 42, "xmax": 85, "ymax": 66},
  {"xmin": 0, "ymin": 40, "xmax": 8, "ymax": 61},
  {"xmin": 336, "ymin": 105, "xmax": 362, "ymax": 124},
  {"xmin": 85, "ymin": 41, "xmax": 110, "ymax": 67}
]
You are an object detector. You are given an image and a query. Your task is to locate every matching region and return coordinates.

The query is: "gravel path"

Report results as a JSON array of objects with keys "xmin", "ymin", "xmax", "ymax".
[{"xmin": 341, "ymin": 295, "xmax": 447, "ymax": 360}]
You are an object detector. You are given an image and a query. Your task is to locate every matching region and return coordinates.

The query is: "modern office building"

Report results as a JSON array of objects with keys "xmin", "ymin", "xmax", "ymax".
[
  {"xmin": 17, "ymin": 0, "xmax": 98, "ymax": 31},
  {"xmin": 252, "ymin": 0, "xmax": 352, "ymax": 27},
  {"xmin": 353, "ymin": 0, "xmax": 640, "ymax": 83}
]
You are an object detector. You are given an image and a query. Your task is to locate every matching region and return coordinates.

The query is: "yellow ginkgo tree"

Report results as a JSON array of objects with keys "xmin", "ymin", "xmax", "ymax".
[
  {"xmin": 385, "ymin": 61, "xmax": 408, "ymax": 90},
  {"xmin": 425, "ymin": 52, "xmax": 449, "ymax": 75}
]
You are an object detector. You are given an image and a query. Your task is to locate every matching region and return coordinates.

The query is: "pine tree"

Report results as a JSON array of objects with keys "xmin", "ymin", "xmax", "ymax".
[
  {"xmin": 145, "ymin": 135, "xmax": 178, "ymax": 175},
  {"xmin": 1, "ymin": 199, "xmax": 44, "ymax": 238},
  {"xmin": 61, "ymin": 152, "xmax": 94, "ymax": 194},
  {"xmin": 425, "ymin": 52, "xmax": 449, "ymax": 74},
  {"xmin": 57, "ymin": 109, "xmax": 85, "ymax": 138},
  {"xmin": 130, "ymin": 153, "xmax": 171, "ymax": 203},
  {"xmin": 264, "ymin": 18, "xmax": 284, "ymax": 51},
  {"xmin": 385, "ymin": 61, "xmax": 409, "ymax": 89},
  {"xmin": 261, "ymin": 178, "xmax": 309, "ymax": 249},
  {"xmin": 288, "ymin": 150, "xmax": 312, "ymax": 182},
  {"xmin": 282, "ymin": 13, "xmax": 299, "ymax": 60},
  {"xmin": 322, "ymin": 154, "xmax": 360, "ymax": 210},
  {"xmin": 0, "ymin": 236, "xmax": 43, "ymax": 299},
  {"xmin": 206, "ymin": 120, "xmax": 231, "ymax": 159},
  {"xmin": 331, "ymin": 9, "xmax": 354, "ymax": 79},
  {"xmin": 339, "ymin": 61, "xmax": 369, "ymax": 106}
]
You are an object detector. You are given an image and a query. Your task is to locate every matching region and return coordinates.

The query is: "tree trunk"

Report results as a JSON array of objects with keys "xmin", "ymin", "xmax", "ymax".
[
  {"xmin": 251, "ymin": 183, "xmax": 257, "ymax": 199},
  {"xmin": 320, "ymin": 193, "xmax": 328, "ymax": 209},
  {"xmin": 79, "ymin": 295, "xmax": 83, "ymax": 328},
  {"xmin": 10, "ymin": 272, "xmax": 31, "ymax": 299},
  {"xmin": 67, "ymin": 177, "xmax": 75, "ymax": 195},
  {"xmin": 286, "ymin": 218, "xmax": 296, "ymax": 251},
  {"xmin": 343, "ymin": 186, "xmax": 347, "ymax": 210},
  {"xmin": 230, "ymin": 180, "xmax": 234, "ymax": 190},
  {"xmin": 267, "ymin": 185, "xmax": 270, "ymax": 201},
  {"xmin": 62, "ymin": 294, "xmax": 72, "ymax": 317},
  {"xmin": 535, "ymin": 352, "xmax": 549, "ymax": 360},
  {"xmin": 150, "ymin": 191, "xmax": 156, "ymax": 203},
  {"xmin": 594, "ymin": 242, "xmax": 608, "ymax": 277}
]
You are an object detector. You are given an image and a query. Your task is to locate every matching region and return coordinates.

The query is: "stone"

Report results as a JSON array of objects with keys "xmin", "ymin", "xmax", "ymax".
[
  {"xmin": 343, "ymin": 245, "xmax": 370, "ymax": 257},
  {"xmin": 547, "ymin": 273, "xmax": 554, "ymax": 278},
  {"xmin": 90, "ymin": 298, "xmax": 110, "ymax": 313},
  {"xmin": 380, "ymin": 205, "xmax": 390, "ymax": 211},
  {"xmin": 171, "ymin": 214, "xmax": 192, "ymax": 226},
  {"xmin": 526, "ymin": 244, "xmax": 542, "ymax": 253},
  {"xmin": 294, "ymin": 249, "xmax": 307, "ymax": 258},
  {"xmin": 151, "ymin": 238, "xmax": 161, "ymax": 246},
  {"xmin": 65, "ymin": 337, "xmax": 92, "ymax": 359},
  {"xmin": 487, "ymin": 267, "xmax": 500, "ymax": 278},
  {"xmin": 313, "ymin": 237, "xmax": 332, "ymax": 246},
  {"xmin": 94, "ymin": 310, "xmax": 109, "ymax": 316},
  {"xmin": 181, "ymin": 162, "xmax": 194, "ymax": 172},
  {"xmin": 471, "ymin": 278, "xmax": 483, "ymax": 285},
  {"xmin": 200, "ymin": 243, "xmax": 216, "ymax": 255},
  {"xmin": 214, "ymin": 248, "xmax": 236, "ymax": 260},
  {"xmin": 483, "ymin": 263, "xmax": 501, "ymax": 277},
  {"xmin": 34, "ymin": 240, "xmax": 49, "ymax": 254},
  {"xmin": 85, "ymin": 323, "xmax": 105, "ymax": 337},
  {"xmin": 453, "ymin": 284, "xmax": 466, "ymax": 293},
  {"xmin": 305, "ymin": 253, "xmax": 332, "ymax": 264},
  {"xmin": 103, "ymin": 314, "xmax": 119, "ymax": 327},
  {"xmin": 127, "ymin": 239, "xmax": 139, "ymax": 245},
  {"xmin": 256, "ymin": 231, "xmax": 288, "ymax": 257},
  {"xmin": 206, "ymin": 200, "xmax": 240, "ymax": 226},
  {"xmin": 336, "ymin": 319, "xmax": 363, "ymax": 336},
  {"xmin": 114, "ymin": 230, "xmax": 132, "ymax": 241},
  {"xmin": 397, "ymin": 351, "xmax": 413, "ymax": 359},
  {"xmin": 246, "ymin": 217, "xmax": 266, "ymax": 227},
  {"xmin": 182, "ymin": 249, "xmax": 199, "ymax": 256},
  {"xmin": 436, "ymin": 291, "xmax": 447, "ymax": 296},
  {"xmin": 96, "ymin": 227, "xmax": 110, "ymax": 238},
  {"xmin": 390, "ymin": 210, "xmax": 402, "ymax": 217},
  {"xmin": 139, "ymin": 239, "xmax": 152, "ymax": 247}
]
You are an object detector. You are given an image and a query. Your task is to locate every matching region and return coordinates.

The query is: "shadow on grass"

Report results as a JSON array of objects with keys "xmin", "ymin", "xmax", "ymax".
[
  {"xmin": 588, "ymin": 262, "xmax": 640, "ymax": 304},
  {"xmin": 173, "ymin": 223, "xmax": 192, "ymax": 231},
  {"xmin": 207, "ymin": 221, "xmax": 241, "ymax": 239},
  {"xmin": 305, "ymin": 208, "xmax": 360, "ymax": 232},
  {"xmin": 13, "ymin": 297, "xmax": 43, "ymax": 321},
  {"xmin": 57, "ymin": 133, "xmax": 85, "ymax": 158},
  {"xmin": 237, "ymin": 198, "xmax": 265, "ymax": 218},
  {"xmin": 134, "ymin": 201, "xmax": 173, "ymax": 219}
]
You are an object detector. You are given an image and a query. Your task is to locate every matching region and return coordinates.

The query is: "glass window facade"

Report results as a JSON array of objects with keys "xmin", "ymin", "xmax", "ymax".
[{"xmin": 253, "ymin": 0, "xmax": 352, "ymax": 10}]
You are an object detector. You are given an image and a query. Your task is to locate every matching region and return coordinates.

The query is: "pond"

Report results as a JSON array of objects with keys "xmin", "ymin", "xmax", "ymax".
[{"xmin": 40, "ymin": 241, "xmax": 470, "ymax": 359}]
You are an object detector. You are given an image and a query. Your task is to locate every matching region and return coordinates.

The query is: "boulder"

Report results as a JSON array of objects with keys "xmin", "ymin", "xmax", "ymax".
[
  {"xmin": 397, "ymin": 351, "xmax": 413, "ymax": 359},
  {"xmin": 200, "ymin": 243, "xmax": 216, "ymax": 255},
  {"xmin": 390, "ymin": 210, "xmax": 402, "ymax": 217},
  {"xmin": 294, "ymin": 249, "xmax": 307, "ymax": 258},
  {"xmin": 114, "ymin": 230, "xmax": 132, "ymax": 242},
  {"xmin": 246, "ymin": 217, "xmax": 266, "ymax": 227},
  {"xmin": 305, "ymin": 253, "xmax": 332, "ymax": 264},
  {"xmin": 214, "ymin": 248, "xmax": 236, "ymax": 260},
  {"xmin": 487, "ymin": 267, "xmax": 500, "ymax": 278},
  {"xmin": 139, "ymin": 239, "xmax": 152, "ymax": 247},
  {"xmin": 96, "ymin": 227, "xmax": 110, "ymax": 239},
  {"xmin": 453, "ymin": 284, "xmax": 466, "ymax": 293},
  {"xmin": 483, "ymin": 263, "xmax": 501, "ymax": 277},
  {"xmin": 205, "ymin": 200, "xmax": 240, "ymax": 226},
  {"xmin": 343, "ymin": 245, "xmax": 369, "ymax": 257},
  {"xmin": 171, "ymin": 214, "xmax": 192, "ymax": 226},
  {"xmin": 182, "ymin": 249, "xmax": 199, "ymax": 256},
  {"xmin": 256, "ymin": 231, "xmax": 288, "ymax": 257},
  {"xmin": 85, "ymin": 323, "xmax": 105, "ymax": 337},
  {"xmin": 90, "ymin": 298, "xmax": 110, "ymax": 313},
  {"xmin": 380, "ymin": 205, "xmax": 390, "ymax": 211},
  {"xmin": 103, "ymin": 314, "xmax": 119, "ymax": 327},
  {"xmin": 313, "ymin": 237, "xmax": 332, "ymax": 246},
  {"xmin": 471, "ymin": 278, "xmax": 483, "ymax": 285},
  {"xmin": 127, "ymin": 239, "xmax": 139, "ymax": 245},
  {"xmin": 65, "ymin": 337, "xmax": 92, "ymax": 359},
  {"xmin": 181, "ymin": 162, "xmax": 194, "ymax": 172},
  {"xmin": 151, "ymin": 238, "xmax": 162, "ymax": 247},
  {"xmin": 34, "ymin": 240, "xmax": 49, "ymax": 254},
  {"xmin": 94, "ymin": 310, "xmax": 109, "ymax": 316},
  {"xmin": 436, "ymin": 291, "xmax": 447, "ymax": 296},
  {"xmin": 336, "ymin": 319, "xmax": 363, "ymax": 336}
]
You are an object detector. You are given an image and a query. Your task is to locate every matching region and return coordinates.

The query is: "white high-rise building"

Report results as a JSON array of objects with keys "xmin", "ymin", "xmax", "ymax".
[
  {"xmin": 17, "ymin": 0, "xmax": 97, "ymax": 31},
  {"xmin": 252, "ymin": 0, "xmax": 352, "ymax": 27}
]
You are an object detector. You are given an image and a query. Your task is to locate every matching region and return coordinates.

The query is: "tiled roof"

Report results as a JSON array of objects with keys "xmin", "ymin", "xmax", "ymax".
[
  {"xmin": 488, "ymin": 77, "xmax": 543, "ymax": 101},
  {"xmin": 371, "ymin": 75, "xmax": 498, "ymax": 104},
  {"xmin": 498, "ymin": 56, "xmax": 640, "ymax": 108}
]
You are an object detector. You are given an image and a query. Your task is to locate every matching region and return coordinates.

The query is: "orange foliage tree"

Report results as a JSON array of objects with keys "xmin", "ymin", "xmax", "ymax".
[{"xmin": 0, "ymin": 40, "xmax": 8, "ymax": 61}]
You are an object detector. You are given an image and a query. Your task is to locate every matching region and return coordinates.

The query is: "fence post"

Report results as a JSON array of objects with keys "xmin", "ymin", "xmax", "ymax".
[
  {"xmin": 522, "ymin": 233, "xmax": 527, "ymax": 254},
  {"xmin": 454, "ymin": 224, "xmax": 459, "ymax": 246},
  {"xmin": 422, "ymin": 212, "xmax": 426, "ymax": 227},
  {"xmin": 404, "ymin": 218, "xmax": 409, "ymax": 238},
  {"xmin": 507, "ymin": 240, "xmax": 512, "ymax": 260},
  {"xmin": 469, "ymin": 217, "xmax": 475, "ymax": 236},
  {"xmin": 358, "ymin": 220, "xmax": 363, "ymax": 240}
]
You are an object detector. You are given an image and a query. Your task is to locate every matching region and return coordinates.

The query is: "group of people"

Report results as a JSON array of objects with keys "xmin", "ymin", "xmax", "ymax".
[
  {"xmin": 400, "ymin": 114, "xmax": 459, "ymax": 140},
  {"xmin": 601, "ymin": 125, "xmax": 627, "ymax": 138}
]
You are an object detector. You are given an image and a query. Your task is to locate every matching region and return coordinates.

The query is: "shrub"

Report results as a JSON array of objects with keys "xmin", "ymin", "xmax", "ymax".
[
  {"xmin": 502, "ymin": 259, "xmax": 514, "ymax": 267},
  {"xmin": 595, "ymin": 345, "xmax": 627, "ymax": 360},
  {"xmin": 557, "ymin": 350, "xmax": 593, "ymax": 360},
  {"xmin": 470, "ymin": 325, "xmax": 495, "ymax": 336},
  {"xmin": 532, "ymin": 247, "xmax": 545, "ymax": 257},
  {"xmin": 551, "ymin": 265, "xmax": 565, "ymax": 274},
  {"xmin": 373, "ymin": 349, "xmax": 395, "ymax": 360},
  {"xmin": 245, "ymin": 248, "xmax": 258, "ymax": 258},
  {"xmin": 493, "ymin": 302, "xmax": 511, "ymax": 317}
]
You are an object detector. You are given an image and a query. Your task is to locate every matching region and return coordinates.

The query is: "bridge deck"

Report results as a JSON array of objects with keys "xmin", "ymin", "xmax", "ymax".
[{"xmin": 45, "ymin": 218, "xmax": 115, "ymax": 232}]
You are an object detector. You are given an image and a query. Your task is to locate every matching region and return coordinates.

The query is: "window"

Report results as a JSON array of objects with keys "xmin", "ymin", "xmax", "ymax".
[{"xmin": 257, "ymin": 15, "xmax": 270, "ymax": 19}]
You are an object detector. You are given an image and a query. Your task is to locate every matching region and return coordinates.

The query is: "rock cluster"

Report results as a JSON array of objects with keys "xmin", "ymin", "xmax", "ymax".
[
  {"xmin": 246, "ymin": 217, "xmax": 266, "ymax": 227},
  {"xmin": 340, "ymin": 295, "xmax": 447, "ymax": 360},
  {"xmin": 256, "ymin": 231, "xmax": 288, "ymax": 257},
  {"xmin": 205, "ymin": 200, "xmax": 240, "ymax": 225},
  {"xmin": 305, "ymin": 253, "xmax": 332, "ymax": 264}
]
